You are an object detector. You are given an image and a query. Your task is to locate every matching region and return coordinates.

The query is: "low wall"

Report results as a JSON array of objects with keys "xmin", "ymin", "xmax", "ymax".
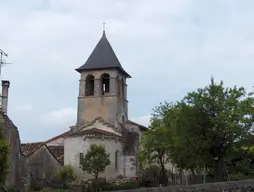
[{"xmin": 111, "ymin": 180, "xmax": 254, "ymax": 192}]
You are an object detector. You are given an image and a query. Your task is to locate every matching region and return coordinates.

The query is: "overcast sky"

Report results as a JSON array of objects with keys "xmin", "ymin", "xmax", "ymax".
[{"xmin": 0, "ymin": 0, "xmax": 253, "ymax": 142}]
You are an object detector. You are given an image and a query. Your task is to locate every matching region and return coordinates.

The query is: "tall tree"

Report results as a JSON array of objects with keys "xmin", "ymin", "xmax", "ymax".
[
  {"xmin": 180, "ymin": 77, "xmax": 254, "ymax": 181},
  {"xmin": 140, "ymin": 124, "xmax": 169, "ymax": 185},
  {"xmin": 140, "ymin": 102, "xmax": 178, "ymax": 185},
  {"xmin": 141, "ymin": 78, "xmax": 254, "ymax": 183}
]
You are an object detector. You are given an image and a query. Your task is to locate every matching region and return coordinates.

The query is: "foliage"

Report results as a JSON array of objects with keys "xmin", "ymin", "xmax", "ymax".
[
  {"xmin": 36, "ymin": 188, "xmax": 69, "ymax": 192},
  {"xmin": 81, "ymin": 144, "xmax": 110, "ymax": 180},
  {"xmin": 139, "ymin": 120, "xmax": 169, "ymax": 185},
  {"xmin": 101, "ymin": 181, "xmax": 139, "ymax": 191},
  {"xmin": 140, "ymin": 77, "xmax": 254, "ymax": 183},
  {"xmin": 179, "ymin": 78, "xmax": 254, "ymax": 181},
  {"xmin": 56, "ymin": 165, "xmax": 75, "ymax": 188},
  {"xmin": 0, "ymin": 120, "xmax": 10, "ymax": 185}
]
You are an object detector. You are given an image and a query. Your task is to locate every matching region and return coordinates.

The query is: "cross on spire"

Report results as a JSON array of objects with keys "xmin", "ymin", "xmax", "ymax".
[{"xmin": 102, "ymin": 20, "xmax": 106, "ymax": 32}]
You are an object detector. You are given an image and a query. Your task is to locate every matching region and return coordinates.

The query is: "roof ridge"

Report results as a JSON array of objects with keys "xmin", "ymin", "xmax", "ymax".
[{"xmin": 45, "ymin": 130, "xmax": 69, "ymax": 144}]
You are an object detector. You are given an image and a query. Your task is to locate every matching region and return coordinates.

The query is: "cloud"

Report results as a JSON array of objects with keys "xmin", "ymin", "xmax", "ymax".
[
  {"xmin": 42, "ymin": 107, "xmax": 76, "ymax": 128},
  {"xmin": 0, "ymin": 0, "xmax": 253, "ymax": 142}
]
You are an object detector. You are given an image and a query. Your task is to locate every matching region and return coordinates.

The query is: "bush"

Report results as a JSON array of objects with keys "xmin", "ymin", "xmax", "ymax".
[
  {"xmin": 101, "ymin": 181, "xmax": 140, "ymax": 191},
  {"xmin": 6, "ymin": 186, "xmax": 19, "ymax": 192},
  {"xmin": 33, "ymin": 188, "xmax": 69, "ymax": 192},
  {"xmin": 56, "ymin": 165, "xmax": 75, "ymax": 188}
]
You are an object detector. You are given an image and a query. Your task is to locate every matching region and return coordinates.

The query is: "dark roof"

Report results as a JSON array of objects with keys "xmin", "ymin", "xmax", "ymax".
[
  {"xmin": 21, "ymin": 142, "xmax": 44, "ymax": 156},
  {"xmin": 21, "ymin": 142, "xmax": 64, "ymax": 165},
  {"xmin": 68, "ymin": 128, "xmax": 122, "ymax": 138},
  {"xmin": 47, "ymin": 146, "xmax": 64, "ymax": 165},
  {"xmin": 76, "ymin": 31, "xmax": 131, "ymax": 78},
  {"xmin": 126, "ymin": 120, "xmax": 148, "ymax": 131}
]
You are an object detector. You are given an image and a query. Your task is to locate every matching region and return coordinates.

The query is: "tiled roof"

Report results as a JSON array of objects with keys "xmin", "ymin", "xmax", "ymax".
[
  {"xmin": 45, "ymin": 131, "xmax": 69, "ymax": 144},
  {"xmin": 47, "ymin": 146, "xmax": 64, "ymax": 165},
  {"xmin": 68, "ymin": 128, "xmax": 121, "ymax": 137},
  {"xmin": 126, "ymin": 120, "xmax": 148, "ymax": 130},
  {"xmin": 75, "ymin": 31, "xmax": 131, "ymax": 78},
  {"xmin": 21, "ymin": 142, "xmax": 44, "ymax": 156}
]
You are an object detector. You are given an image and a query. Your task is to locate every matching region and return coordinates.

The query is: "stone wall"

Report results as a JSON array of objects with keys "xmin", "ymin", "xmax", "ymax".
[
  {"xmin": 26, "ymin": 145, "xmax": 62, "ymax": 184},
  {"xmin": 111, "ymin": 180, "xmax": 254, "ymax": 192},
  {"xmin": 77, "ymin": 69, "xmax": 128, "ymax": 126},
  {"xmin": 2, "ymin": 113, "xmax": 26, "ymax": 189}
]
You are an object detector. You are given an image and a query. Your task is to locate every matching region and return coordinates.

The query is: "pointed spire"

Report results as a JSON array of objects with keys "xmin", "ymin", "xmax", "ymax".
[
  {"xmin": 75, "ymin": 26, "xmax": 131, "ymax": 78},
  {"xmin": 102, "ymin": 30, "xmax": 106, "ymax": 38}
]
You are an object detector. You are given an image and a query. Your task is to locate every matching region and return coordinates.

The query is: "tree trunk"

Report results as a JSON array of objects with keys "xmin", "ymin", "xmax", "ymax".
[
  {"xmin": 191, "ymin": 169, "xmax": 196, "ymax": 184},
  {"xmin": 158, "ymin": 157, "xmax": 168, "ymax": 186},
  {"xmin": 179, "ymin": 168, "xmax": 183, "ymax": 185},
  {"xmin": 93, "ymin": 174, "xmax": 98, "ymax": 192},
  {"xmin": 215, "ymin": 155, "xmax": 225, "ymax": 182}
]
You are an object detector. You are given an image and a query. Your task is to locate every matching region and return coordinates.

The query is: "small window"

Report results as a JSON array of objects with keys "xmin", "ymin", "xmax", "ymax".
[
  {"xmin": 121, "ymin": 79, "xmax": 125, "ymax": 98},
  {"xmin": 101, "ymin": 73, "xmax": 110, "ymax": 94},
  {"xmin": 79, "ymin": 153, "xmax": 84, "ymax": 165},
  {"xmin": 115, "ymin": 150, "xmax": 119, "ymax": 170}
]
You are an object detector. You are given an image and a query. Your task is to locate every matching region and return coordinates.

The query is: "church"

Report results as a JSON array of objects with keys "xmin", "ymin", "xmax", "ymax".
[{"xmin": 21, "ymin": 29, "xmax": 148, "ymax": 181}]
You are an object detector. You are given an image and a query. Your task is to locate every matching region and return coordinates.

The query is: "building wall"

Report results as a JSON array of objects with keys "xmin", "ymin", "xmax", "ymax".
[
  {"xmin": 1, "ymin": 114, "xmax": 26, "ymax": 189},
  {"xmin": 77, "ymin": 69, "xmax": 128, "ymax": 127},
  {"xmin": 64, "ymin": 135, "xmax": 124, "ymax": 179},
  {"xmin": 26, "ymin": 145, "xmax": 62, "ymax": 183}
]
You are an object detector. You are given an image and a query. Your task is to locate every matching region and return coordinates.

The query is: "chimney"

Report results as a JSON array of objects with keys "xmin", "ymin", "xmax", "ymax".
[{"xmin": 1, "ymin": 80, "xmax": 10, "ymax": 115}]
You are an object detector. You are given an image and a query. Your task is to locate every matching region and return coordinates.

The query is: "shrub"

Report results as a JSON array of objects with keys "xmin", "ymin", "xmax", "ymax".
[
  {"xmin": 101, "ymin": 181, "xmax": 139, "ymax": 191},
  {"xmin": 38, "ymin": 188, "xmax": 69, "ymax": 192},
  {"xmin": 56, "ymin": 165, "xmax": 75, "ymax": 188}
]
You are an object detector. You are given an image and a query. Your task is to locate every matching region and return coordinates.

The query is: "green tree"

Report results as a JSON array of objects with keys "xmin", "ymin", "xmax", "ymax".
[
  {"xmin": 140, "ymin": 125, "xmax": 169, "ymax": 185},
  {"xmin": 149, "ymin": 102, "xmax": 203, "ymax": 184},
  {"xmin": 147, "ymin": 77, "xmax": 254, "ymax": 183},
  {"xmin": 56, "ymin": 165, "xmax": 75, "ymax": 188},
  {"xmin": 0, "ymin": 120, "xmax": 10, "ymax": 186},
  {"xmin": 178, "ymin": 77, "xmax": 254, "ymax": 181},
  {"xmin": 81, "ymin": 144, "xmax": 110, "ymax": 190},
  {"xmin": 139, "ymin": 102, "xmax": 180, "ymax": 185}
]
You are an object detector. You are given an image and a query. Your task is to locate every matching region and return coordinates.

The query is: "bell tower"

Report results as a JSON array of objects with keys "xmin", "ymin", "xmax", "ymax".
[{"xmin": 75, "ymin": 30, "xmax": 131, "ymax": 127}]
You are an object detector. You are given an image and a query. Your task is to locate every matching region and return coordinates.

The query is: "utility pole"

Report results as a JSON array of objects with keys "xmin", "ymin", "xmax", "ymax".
[
  {"xmin": 0, "ymin": 49, "xmax": 11, "ymax": 77},
  {"xmin": 0, "ymin": 49, "xmax": 11, "ymax": 108}
]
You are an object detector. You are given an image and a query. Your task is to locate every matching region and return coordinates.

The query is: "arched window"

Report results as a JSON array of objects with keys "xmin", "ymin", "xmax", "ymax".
[
  {"xmin": 115, "ymin": 150, "xmax": 119, "ymax": 170},
  {"xmin": 85, "ymin": 75, "xmax": 95, "ymax": 96},
  {"xmin": 101, "ymin": 73, "xmax": 110, "ymax": 94}
]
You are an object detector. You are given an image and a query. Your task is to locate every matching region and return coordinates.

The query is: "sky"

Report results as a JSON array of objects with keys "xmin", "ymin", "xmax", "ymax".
[{"xmin": 0, "ymin": 0, "xmax": 253, "ymax": 142}]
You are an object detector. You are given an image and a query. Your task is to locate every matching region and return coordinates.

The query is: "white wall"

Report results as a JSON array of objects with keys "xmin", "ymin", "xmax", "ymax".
[{"xmin": 64, "ymin": 135, "xmax": 124, "ymax": 179}]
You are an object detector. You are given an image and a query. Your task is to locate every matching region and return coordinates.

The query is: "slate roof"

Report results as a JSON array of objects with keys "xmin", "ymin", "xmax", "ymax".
[
  {"xmin": 68, "ymin": 127, "xmax": 121, "ymax": 137},
  {"xmin": 76, "ymin": 31, "xmax": 131, "ymax": 78}
]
